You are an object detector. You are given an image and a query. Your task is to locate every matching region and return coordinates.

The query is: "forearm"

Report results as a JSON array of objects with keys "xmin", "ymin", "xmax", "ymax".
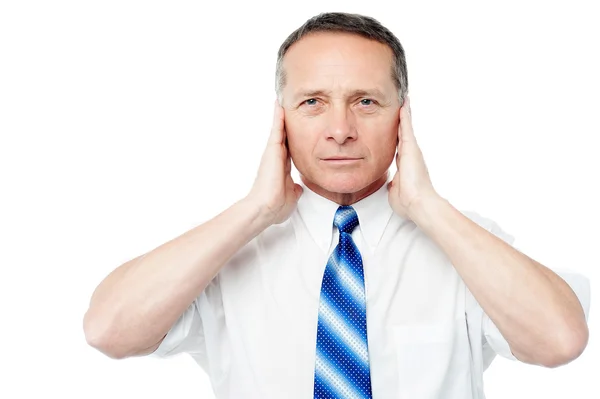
[
  {"xmin": 408, "ymin": 195, "xmax": 588, "ymax": 367},
  {"xmin": 83, "ymin": 196, "xmax": 271, "ymax": 358}
]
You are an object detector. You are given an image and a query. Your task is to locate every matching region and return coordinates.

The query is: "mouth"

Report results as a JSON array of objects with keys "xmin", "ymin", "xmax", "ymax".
[{"xmin": 321, "ymin": 157, "xmax": 363, "ymax": 165}]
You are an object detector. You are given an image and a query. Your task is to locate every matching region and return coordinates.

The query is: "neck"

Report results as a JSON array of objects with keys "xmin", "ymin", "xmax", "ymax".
[{"xmin": 301, "ymin": 171, "xmax": 389, "ymax": 206}]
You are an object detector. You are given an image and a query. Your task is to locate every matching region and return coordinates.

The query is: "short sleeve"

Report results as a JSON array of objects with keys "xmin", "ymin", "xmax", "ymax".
[
  {"xmin": 480, "ymin": 270, "xmax": 590, "ymax": 362},
  {"xmin": 150, "ymin": 297, "xmax": 206, "ymax": 358},
  {"xmin": 464, "ymin": 211, "xmax": 591, "ymax": 363}
]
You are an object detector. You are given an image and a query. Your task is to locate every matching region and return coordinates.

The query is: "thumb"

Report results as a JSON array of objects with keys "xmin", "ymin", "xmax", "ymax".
[{"xmin": 294, "ymin": 184, "xmax": 304, "ymax": 199}]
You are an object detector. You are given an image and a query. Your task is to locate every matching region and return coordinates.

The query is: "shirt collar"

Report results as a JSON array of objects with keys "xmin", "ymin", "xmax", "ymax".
[{"xmin": 296, "ymin": 176, "xmax": 394, "ymax": 253}]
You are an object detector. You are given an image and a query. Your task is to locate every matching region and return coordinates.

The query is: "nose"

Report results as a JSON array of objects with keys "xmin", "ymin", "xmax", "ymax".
[{"xmin": 326, "ymin": 105, "xmax": 357, "ymax": 144}]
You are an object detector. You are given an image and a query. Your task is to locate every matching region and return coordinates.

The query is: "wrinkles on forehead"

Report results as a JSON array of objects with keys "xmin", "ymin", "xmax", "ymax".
[{"xmin": 281, "ymin": 33, "xmax": 397, "ymax": 106}]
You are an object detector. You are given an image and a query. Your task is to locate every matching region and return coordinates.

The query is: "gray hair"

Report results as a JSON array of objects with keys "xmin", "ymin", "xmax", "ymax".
[{"xmin": 275, "ymin": 12, "xmax": 408, "ymax": 105}]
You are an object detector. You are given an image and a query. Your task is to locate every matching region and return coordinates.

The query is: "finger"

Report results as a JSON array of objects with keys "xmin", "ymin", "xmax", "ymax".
[
  {"xmin": 387, "ymin": 170, "xmax": 398, "ymax": 190},
  {"xmin": 268, "ymin": 100, "xmax": 286, "ymax": 145},
  {"xmin": 285, "ymin": 152, "xmax": 292, "ymax": 173},
  {"xmin": 294, "ymin": 183, "xmax": 304, "ymax": 199},
  {"xmin": 399, "ymin": 95, "xmax": 415, "ymax": 143},
  {"xmin": 395, "ymin": 128, "xmax": 402, "ymax": 164}
]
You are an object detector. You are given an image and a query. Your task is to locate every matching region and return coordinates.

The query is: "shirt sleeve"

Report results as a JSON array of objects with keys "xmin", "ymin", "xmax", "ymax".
[
  {"xmin": 149, "ymin": 273, "xmax": 226, "ymax": 359},
  {"xmin": 150, "ymin": 296, "xmax": 206, "ymax": 358},
  {"xmin": 464, "ymin": 212, "xmax": 591, "ymax": 362},
  {"xmin": 480, "ymin": 270, "xmax": 591, "ymax": 362}
]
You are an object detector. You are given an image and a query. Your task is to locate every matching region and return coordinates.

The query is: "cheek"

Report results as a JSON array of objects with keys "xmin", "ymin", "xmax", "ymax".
[
  {"xmin": 373, "ymin": 141, "xmax": 398, "ymax": 168},
  {"xmin": 285, "ymin": 114, "xmax": 321, "ymax": 142},
  {"xmin": 376, "ymin": 139, "xmax": 398, "ymax": 163},
  {"xmin": 365, "ymin": 121, "xmax": 398, "ymax": 156},
  {"xmin": 284, "ymin": 118, "xmax": 313, "ymax": 162}
]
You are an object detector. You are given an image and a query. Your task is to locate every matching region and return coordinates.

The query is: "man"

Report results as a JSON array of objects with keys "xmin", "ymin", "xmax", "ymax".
[{"xmin": 83, "ymin": 12, "xmax": 590, "ymax": 399}]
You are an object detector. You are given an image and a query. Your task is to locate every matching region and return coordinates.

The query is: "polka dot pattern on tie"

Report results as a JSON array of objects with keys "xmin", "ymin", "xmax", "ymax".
[{"xmin": 313, "ymin": 206, "xmax": 372, "ymax": 399}]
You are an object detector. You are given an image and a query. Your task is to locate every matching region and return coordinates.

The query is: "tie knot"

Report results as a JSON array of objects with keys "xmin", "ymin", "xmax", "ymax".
[{"xmin": 333, "ymin": 206, "xmax": 359, "ymax": 234}]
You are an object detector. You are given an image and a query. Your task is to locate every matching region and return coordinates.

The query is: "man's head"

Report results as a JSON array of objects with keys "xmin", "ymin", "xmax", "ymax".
[{"xmin": 275, "ymin": 12, "xmax": 409, "ymax": 204}]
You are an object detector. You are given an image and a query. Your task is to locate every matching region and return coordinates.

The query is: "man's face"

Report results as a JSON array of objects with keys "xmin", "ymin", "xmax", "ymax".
[{"xmin": 281, "ymin": 31, "xmax": 401, "ymax": 194}]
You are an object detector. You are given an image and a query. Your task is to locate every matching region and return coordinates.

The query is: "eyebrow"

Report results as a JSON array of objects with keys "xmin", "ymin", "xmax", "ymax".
[{"xmin": 292, "ymin": 88, "xmax": 387, "ymax": 102}]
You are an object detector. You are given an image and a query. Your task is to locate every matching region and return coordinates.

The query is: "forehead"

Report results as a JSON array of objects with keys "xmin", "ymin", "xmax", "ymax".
[{"xmin": 282, "ymin": 32, "xmax": 395, "ymax": 97}]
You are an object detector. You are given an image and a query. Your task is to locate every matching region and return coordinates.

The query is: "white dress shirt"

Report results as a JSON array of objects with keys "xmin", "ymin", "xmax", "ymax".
[{"xmin": 152, "ymin": 179, "xmax": 590, "ymax": 399}]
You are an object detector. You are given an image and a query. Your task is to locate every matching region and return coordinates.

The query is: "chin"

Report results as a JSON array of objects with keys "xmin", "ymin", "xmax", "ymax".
[{"xmin": 311, "ymin": 172, "xmax": 372, "ymax": 194}]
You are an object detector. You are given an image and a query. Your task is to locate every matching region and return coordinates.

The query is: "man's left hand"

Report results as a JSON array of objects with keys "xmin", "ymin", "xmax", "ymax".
[{"xmin": 387, "ymin": 96, "xmax": 440, "ymax": 219}]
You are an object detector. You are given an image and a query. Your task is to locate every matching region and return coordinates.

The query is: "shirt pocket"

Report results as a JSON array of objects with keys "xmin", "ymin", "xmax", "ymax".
[{"xmin": 390, "ymin": 319, "xmax": 473, "ymax": 399}]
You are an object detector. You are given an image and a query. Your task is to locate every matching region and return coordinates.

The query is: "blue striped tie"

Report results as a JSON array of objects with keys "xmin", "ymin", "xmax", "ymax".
[{"xmin": 313, "ymin": 205, "xmax": 373, "ymax": 399}]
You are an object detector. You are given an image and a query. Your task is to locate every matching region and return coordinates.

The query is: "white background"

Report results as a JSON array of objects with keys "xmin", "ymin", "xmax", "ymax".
[{"xmin": 1, "ymin": 0, "xmax": 598, "ymax": 397}]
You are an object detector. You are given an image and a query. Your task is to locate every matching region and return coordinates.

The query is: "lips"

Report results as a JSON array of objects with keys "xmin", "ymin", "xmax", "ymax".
[{"xmin": 321, "ymin": 157, "xmax": 362, "ymax": 166}]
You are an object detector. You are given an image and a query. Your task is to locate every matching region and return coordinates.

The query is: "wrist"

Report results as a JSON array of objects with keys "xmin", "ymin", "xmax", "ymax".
[
  {"xmin": 407, "ymin": 193, "xmax": 449, "ymax": 226},
  {"xmin": 239, "ymin": 196, "xmax": 276, "ymax": 231}
]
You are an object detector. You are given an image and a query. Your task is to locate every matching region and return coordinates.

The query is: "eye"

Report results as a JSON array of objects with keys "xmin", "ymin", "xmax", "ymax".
[
  {"xmin": 304, "ymin": 98, "xmax": 318, "ymax": 106},
  {"xmin": 360, "ymin": 99, "xmax": 375, "ymax": 106}
]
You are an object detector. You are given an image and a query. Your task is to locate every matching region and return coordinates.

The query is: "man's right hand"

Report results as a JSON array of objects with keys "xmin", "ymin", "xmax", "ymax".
[{"xmin": 246, "ymin": 100, "xmax": 303, "ymax": 226}]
